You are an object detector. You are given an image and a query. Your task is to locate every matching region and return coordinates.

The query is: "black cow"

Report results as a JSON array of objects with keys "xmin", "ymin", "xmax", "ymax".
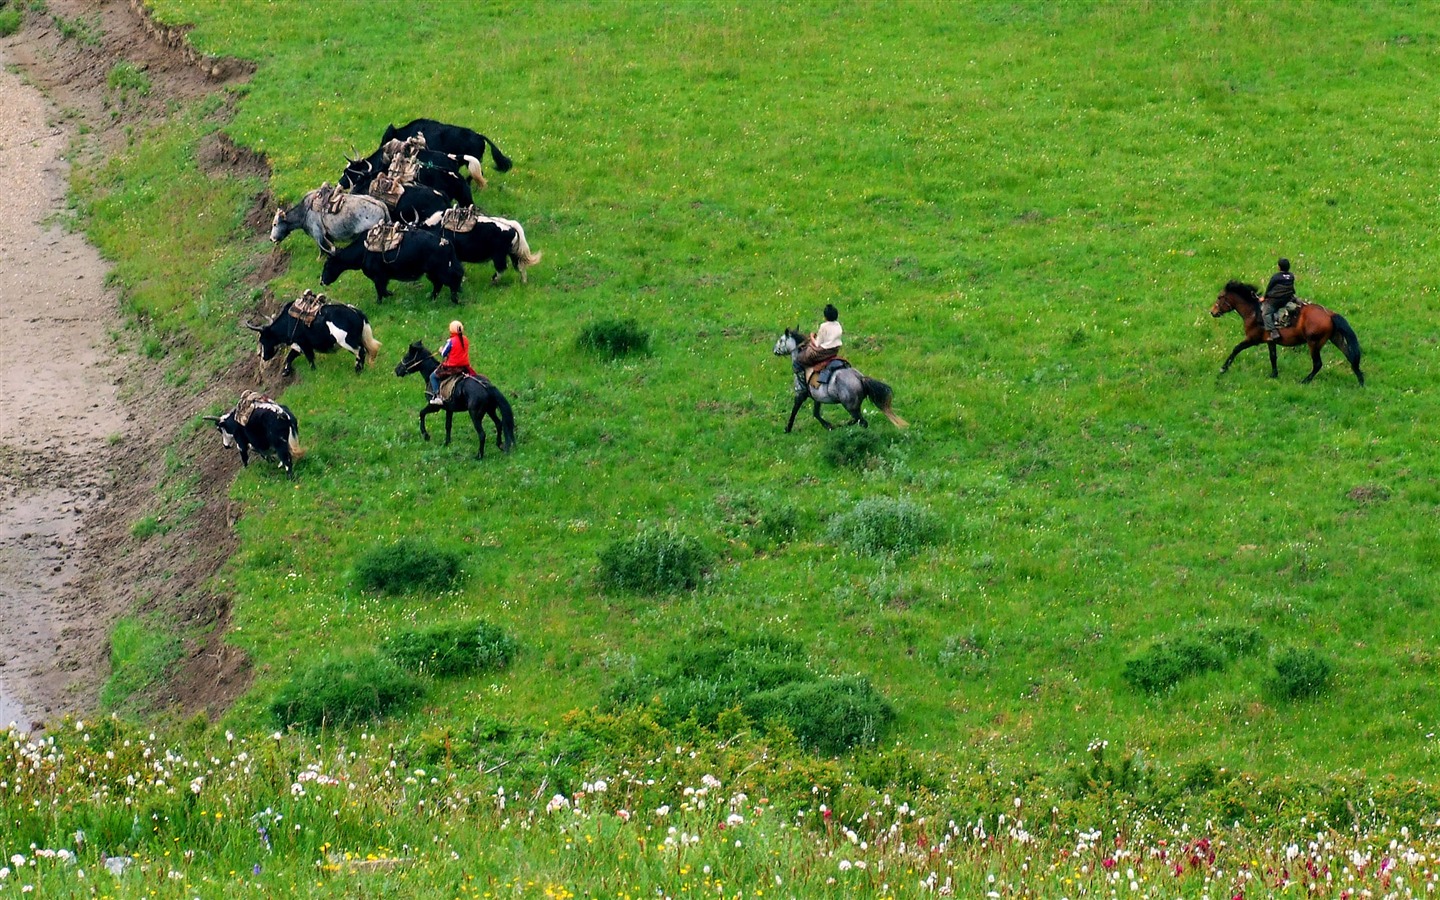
[
  {"xmin": 247, "ymin": 296, "xmax": 382, "ymax": 376},
  {"xmin": 205, "ymin": 395, "xmax": 301, "ymax": 479},
  {"xmin": 381, "ymin": 119, "xmax": 513, "ymax": 184},
  {"xmin": 377, "ymin": 181, "xmax": 452, "ymax": 226},
  {"xmin": 320, "ymin": 225, "xmax": 465, "ymax": 303},
  {"xmin": 424, "ymin": 210, "xmax": 543, "ymax": 284},
  {"xmin": 339, "ymin": 146, "xmax": 479, "ymax": 207}
]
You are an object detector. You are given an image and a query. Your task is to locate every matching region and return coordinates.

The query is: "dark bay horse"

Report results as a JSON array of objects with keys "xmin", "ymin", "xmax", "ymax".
[
  {"xmin": 394, "ymin": 341, "xmax": 515, "ymax": 459},
  {"xmin": 1211, "ymin": 281, "xmax": 1363, "ymax": 385},
  {"xmin": 772, "ymin": 328, "xmax": 908, "ymax": 432}
]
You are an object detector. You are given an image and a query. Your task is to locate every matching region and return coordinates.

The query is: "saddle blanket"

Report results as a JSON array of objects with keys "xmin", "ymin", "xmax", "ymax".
[{"xmin": 437, "ymin": 373, "xmax": 490, "ymax": 403}]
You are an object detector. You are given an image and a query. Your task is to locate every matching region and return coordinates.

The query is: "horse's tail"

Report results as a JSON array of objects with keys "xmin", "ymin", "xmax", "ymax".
[
  {"xmin": 485, "ymin": 136, "xmax": 513, "ymax": 173},
  {"xmin": 862, "ymin": 377, "xmax": 908, "ymax": 429},
  {"xmin": 491, "ymin": 385, "xmax": 516, "ymax": 451},
  {"xmin": 1329, "ymin": 313, "xmax": 1365, "ymax": 386},
  {"xmin": 361, "ymin": 321, "xmax": 382, "ymax": 363}
]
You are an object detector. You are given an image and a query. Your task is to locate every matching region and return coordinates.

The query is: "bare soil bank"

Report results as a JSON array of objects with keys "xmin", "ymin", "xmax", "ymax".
[{"xmin": 0, "ymin": 0, "xmax": 274, "ymax": 727}]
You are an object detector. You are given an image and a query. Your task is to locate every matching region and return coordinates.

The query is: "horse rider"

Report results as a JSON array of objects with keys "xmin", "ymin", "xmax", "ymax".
[
  {"xmin": 1260, "ymin": 258, "xmax": 1297, "ymax": 341},
  {"xmin": 794, "ymin": 304, "xmax": 843, "ymax": 378},
  {"xmin": 429, "ymin": 320, "xmax": 476, "ymax": 403}
]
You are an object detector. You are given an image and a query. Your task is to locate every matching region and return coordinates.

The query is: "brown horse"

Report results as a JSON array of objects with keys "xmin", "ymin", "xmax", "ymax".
[{"xmin": 1211, "ymin": 281, "xmax": 1363, "ymax": 385}]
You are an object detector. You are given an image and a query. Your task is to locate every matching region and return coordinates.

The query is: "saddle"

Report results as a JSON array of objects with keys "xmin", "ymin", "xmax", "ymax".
[
  {"xmin": 305, "ymin": 182, "xmax": 347, "ymax": 216},
  {"xmin": 805, "ymin": 358, "xmax": 850, "ymax": 390},
  {"xmin": 234, "ymin": 389, "xmax": 271, "ymax": 426},
  {"xmin": 381, "ymin": 135, "xmax": 426, "ymax": 164},
  {"xmin": 1273, "ymin": 298, "xmax": 1307, "ymax": 330},
  {"xmin": 439, "ymin": 206, "xmax": 481, "ymax": 234},
  {"xmin": 367, "ymin": 172, "xmax": 406, "ymax": 208},
  {"xmin": 387, "ymin": 154, "xmax": 420, "ymax": 185},
  {"xmin": 363, "ymin": 221, "xmax": 406, "ymax": 253},
  {"xmin": 436, "ymin": 372, "xmax": 489, "ymax": 404},
  {"xmin": 287, "ymin": 290, "xmax": 326, "ymax": 326}
]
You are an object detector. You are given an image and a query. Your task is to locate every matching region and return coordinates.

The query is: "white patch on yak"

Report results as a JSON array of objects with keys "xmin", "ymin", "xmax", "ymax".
[{"xmin": 326, "ymin": 321, "xmax": 358, "ymax": 356}]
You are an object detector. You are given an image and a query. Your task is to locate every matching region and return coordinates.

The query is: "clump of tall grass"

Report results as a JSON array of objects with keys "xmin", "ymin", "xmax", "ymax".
[
  {"xmin": 577, "ymin": 318, "xmax": 650, "ymax": 359},
  {"xmin": 1268, "ymin": 647, "xmax": 1333, "ymax": 700},
  {"xmin": 598, "ymin": 525, "xmax": 714, "ymax": 593},
  {"xmin": 826, "ymin": 496, "xmax": 941, "ymax": 556},
  {"xmin": 1121, "ymin": 625, "xmax": 1263, "ymax": 694},
  {"xmin": 355, "ymin": 538, "xmax": 464, "ymax": 595},
  {"xmin": 382, "ymin": 620, "xmax": 518, "ymax": 678},
  {"xmin": 270, "ymin": 653, "xmax": 425, "ymax": 730},
  {"xmin": 713, "ymin": 490, "xmax": 801, "ymax": 552}
]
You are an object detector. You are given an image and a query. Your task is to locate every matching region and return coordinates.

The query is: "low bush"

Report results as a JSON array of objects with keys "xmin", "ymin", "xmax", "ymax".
[
  {"xmin": 383, "ymin": 620, "xmax": 519, "ymax": 678},
  {"xmin": 598, "ymin": 525, "xmax": 713, "ymax": 593},
  {"xmin": 744, "ymin": 676, "xmax": 896, "ymax": 756},
  {"xmin": 1268, "ymin": 647, "xmax": 1332, "ymax": 700},
  {"xmin": 713, "ymin": 490, "xmax": 801, "ymax": 552},
  {"xmin": 577, "ymin": 318, "xmax": 650, "ymax": 359},
  {"xmin": 270, "ymin": 654, "xmax": 425, "ymax": 730},
  {"xmin": 826, "ymin": 496, "xmax": 941, "ymax": 556},
  {"xmin": 1122, "ymin": 625, "xmax": 1265, "ymax": 694},
  {"xmin": 355, "ymin": 538, "xmax": 464, "ymax": 595},
  {"xmin": 0, "ymin": 6, "xmax": 21, "ymax": 38},
  {"xmin": 822, "ymin": 427, "xmax": 888, "ymax": 469}
]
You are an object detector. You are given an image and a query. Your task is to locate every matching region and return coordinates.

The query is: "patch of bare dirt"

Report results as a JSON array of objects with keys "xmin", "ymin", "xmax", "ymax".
[{"xmin": 0, "ymin": 0, "xmax": 269, "ymax": 728}]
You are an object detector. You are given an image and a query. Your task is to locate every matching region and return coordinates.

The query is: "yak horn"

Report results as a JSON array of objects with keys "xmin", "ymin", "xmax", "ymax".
[
  {"xmin": 243, "ymin": 321, "xmax": 264, "ymax": 332},
  {"xmin": 202, "ymin": 415, "xmax": 222, "ymax": 422}
]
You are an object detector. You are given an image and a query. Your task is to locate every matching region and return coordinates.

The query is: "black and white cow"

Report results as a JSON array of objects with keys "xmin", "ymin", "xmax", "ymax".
[
  {"xmin": 320, "ymin": 225, "xmax": 465, "ymax": 303},
  {"xmin": 424, "ymin": 210, "xmax": 543, "ymax": 284},
  {"xmin": 247, "ymin": 298, "xmax": 381, "ymax": 376},
  {"xmin": 381, "ymin": 119, "xmax": 513, "ymax": 183},
  {"xmin": 205, "ymin": 395, "xmax": 301, "ymax": 479}
]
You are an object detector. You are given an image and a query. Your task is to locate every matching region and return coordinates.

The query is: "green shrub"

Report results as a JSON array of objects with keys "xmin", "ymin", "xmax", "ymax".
[
  {"xmin": 1268, "ymin": 647, "xmax": 1332, "ymax": 700},
  {"xmin": 744, "ymin": 676, "xmax": 896, "ymax": 756},
  {"xmin": 355, "ymin": 538, "xmax": 464, "ymax": 594},
  {"xmin": 1122, "ymin": 636, "xmax": 1227, "ymax": 693},
  {"xmin": 598, "ymin": 525, "xmax": 713, "ymax": 593},
  {"xmin": 270, "ymin": 654, "xmax": 425, "ymax": 730},
  {"xmin": 1122, "ymin": 625, "xmax": 1265, "ymax": 694},
  {"xmin": 714, "ymin": 490, "xmax": 801, "ymax": 552},
  {"xmin": 383, "ymin": 620, "xmax": 519, "ymax": 678},
  {"xmin": 106, "ymin": 60, "xmax": 152, "ymax": 96},
  {"xmin": 577, "ymin": 318, "xmax": 650, "ymax": 359},
  {"xmin": 0, "ymin": 6, "xmax": 22, "ymax": 36},
  {"xmin": 826, "ymin": 496, "xmax": 941, "ymax": 556},
  {"xmin": 822, "ymin": 427, "xmax": 888, "ymax": 469}
]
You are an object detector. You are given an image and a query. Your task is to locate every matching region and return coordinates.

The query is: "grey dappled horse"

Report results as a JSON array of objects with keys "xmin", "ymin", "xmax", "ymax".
[
  {"xmin": 270, "ymin": 187, "xmax": 389, "ymax": 255},
  {"xmin": 772, "ymin": 328, "xmax": 908, "ymax": 433}
]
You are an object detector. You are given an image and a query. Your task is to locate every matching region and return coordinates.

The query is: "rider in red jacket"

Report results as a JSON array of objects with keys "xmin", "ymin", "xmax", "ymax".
[{"xmin": 429, "ymin": 320, "xmax": 476, "ymax": 401}]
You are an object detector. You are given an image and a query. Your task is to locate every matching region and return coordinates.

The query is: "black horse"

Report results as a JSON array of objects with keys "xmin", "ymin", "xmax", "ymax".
[{"xmin": 394, "ymin": 341, "xmax": 515, "ymax": 459}]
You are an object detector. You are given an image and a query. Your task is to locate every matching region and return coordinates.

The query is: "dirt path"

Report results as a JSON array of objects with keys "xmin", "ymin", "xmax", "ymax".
[
  {"xmin": 0, "ymin": 53, "xmax": 132, "ymax": 727},
  {"xmin": 0, "ymin": 2, "xmax": 262, "ymax": 728}
]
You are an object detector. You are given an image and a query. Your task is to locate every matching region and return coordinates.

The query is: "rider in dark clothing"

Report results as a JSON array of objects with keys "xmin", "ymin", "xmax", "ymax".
[{"xmin": 1261, "ymin": 258, "xmax": 1296, "ymax": 341}]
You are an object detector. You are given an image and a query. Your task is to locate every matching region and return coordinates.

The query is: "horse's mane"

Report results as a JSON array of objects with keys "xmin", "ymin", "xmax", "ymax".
[{"xmin": 1224, "ymin": 280, "xmax": 1260, "ymax": 302}]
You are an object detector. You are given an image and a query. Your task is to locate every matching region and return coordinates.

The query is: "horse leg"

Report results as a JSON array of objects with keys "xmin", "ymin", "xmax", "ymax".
[
  {"xmin": 444, "ymin": 410, "xmax": 455, "ymax": 446},
  {"xmin": 1219, "ymin": 339, "xmax": 1261, "ymax": 374},
  {"xmin": 813, "ymin": 399, "xmax": 834, "ymax": 430},
  {"xmin": 1300, "ymin": 341, "xmax": 1323, "ymax": 383},
  {"xmin": 471, "ymin": 409, "xmax": 487, "ymax": 460},
  {"xmin": 1268, "ymin": 342, "xmax": 1278, "ymax": 378},
  {"xmin": 487, "ymin": 408, "xmax": 505, "ymax": 450},
  {"xmin": 418, "ymin": 406, "xmax": 432, "ymax": 441},
  {"xmin": 785, "ymin": 393, "xmax": 806, "ymax": 433}
]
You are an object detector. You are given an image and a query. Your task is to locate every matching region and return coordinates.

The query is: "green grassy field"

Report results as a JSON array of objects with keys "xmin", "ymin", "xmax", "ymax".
[
  {"xmin": 13, "ymin": 0, "xmax": 1440, "ymax": 893},
  {"xmin": 91, "ymin": 0, "xmax": 1440, "ymax": 776}
]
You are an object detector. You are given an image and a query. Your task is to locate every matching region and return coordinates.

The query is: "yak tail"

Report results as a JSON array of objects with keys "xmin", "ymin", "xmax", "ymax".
[
  {"xmin": 862, "ymin": 377, "xmax": 909, "ymax": 429},
  {"xmin": 492, "ymin": 385, "xmax": 517, "ymax": 451},
  {"xmin": 462, "ymin": 153, "xmax": 488, "ymax": 189},
  {"xmin": 361, "ymin": 321, "xmax": 382, "ymax": 363},
  {"xmin": 1329, "ymin": 313, "xmax": 1365, "ymax": 386},
  {"xmin": 511, "ymin": 222, "xmax": 542, "ymax": 270},
  {"xmin": 288, "ymin": 423, "xmax": 304, "ymax": 459},
  {"xmin": 485, "ymin": 136, "xmax": 513, "ymax": 173}
]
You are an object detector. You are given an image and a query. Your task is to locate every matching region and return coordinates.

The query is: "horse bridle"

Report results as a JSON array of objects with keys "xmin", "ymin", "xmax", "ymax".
[{"xmin": 399, "ymin": 348, "xmax": 438, "ymax": 374}]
